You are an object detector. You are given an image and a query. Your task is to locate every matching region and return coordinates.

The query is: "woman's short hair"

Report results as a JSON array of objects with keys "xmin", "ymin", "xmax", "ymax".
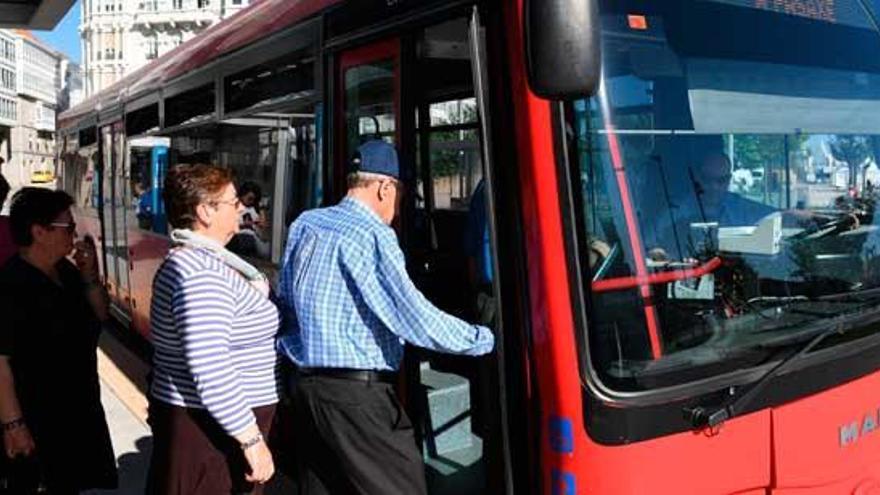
[
  {"xmin": 164, "ymin": 163, "xmax": 234, "ymax": 229},
  {"xmin": 9, "ymin": 188, "xmax": 74, "ymax": 246}
]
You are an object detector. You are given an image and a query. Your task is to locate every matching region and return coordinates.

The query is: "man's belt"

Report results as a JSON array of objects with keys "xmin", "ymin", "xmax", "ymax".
[{"xmin": 298, "ymin": 367, "xmax": 397, "ymax": 384}]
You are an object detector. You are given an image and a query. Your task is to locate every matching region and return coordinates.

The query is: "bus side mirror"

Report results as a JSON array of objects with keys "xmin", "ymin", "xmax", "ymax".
[{"xmin": 524, "ymin": 0, "xmax": 601, "ymax": 99}]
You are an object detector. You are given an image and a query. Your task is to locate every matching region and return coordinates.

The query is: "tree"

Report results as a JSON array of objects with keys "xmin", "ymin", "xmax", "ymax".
[
  {"xmin": 429, "ymin": 101, "xmax": 478, "ymax": 178},
  {"xmin": 730, "ymin": 134, "xmax": 809, "ymax": 170},
  {"xmin": 829, "ymin": 135, "xmax": 871, "ymax": 188}
]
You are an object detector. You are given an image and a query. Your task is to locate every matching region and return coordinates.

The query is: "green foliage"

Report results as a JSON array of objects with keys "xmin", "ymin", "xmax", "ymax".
[
  {"xmin": 728, "ymin": 134, "xmax": 809, "ymax": 170},
  {"xmin": 430, "ymin": 131, "xmax": 464, "ymax": 178},
  {"xmin": 829, "ymin": 135, "xmax": 871, "ymax": 187},
  {"xmin": 429, "ymin": 102, "xmax": 478, "ymax": 178}
]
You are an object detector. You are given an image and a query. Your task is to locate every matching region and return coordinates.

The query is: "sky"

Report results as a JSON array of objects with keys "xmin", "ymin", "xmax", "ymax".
[{"xmin": 35, "ymin": 0, "xmax": 81, "ymax": 64}]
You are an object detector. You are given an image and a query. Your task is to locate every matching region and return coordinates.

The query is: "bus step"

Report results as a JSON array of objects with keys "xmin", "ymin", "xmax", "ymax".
[{"xmin": 421, "ymin": 366, "xmax": 474, "ymax": 458}]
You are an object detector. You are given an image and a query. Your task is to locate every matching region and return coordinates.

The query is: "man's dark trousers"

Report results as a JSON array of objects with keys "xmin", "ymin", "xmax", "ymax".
[{"xmin": 291, "ymin": 374, "xmax": 428, "ymax": 495}]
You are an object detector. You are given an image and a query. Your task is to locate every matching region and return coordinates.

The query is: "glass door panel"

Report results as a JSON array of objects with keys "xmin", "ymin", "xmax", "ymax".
[
  {"xmin": 336, "ymin": 39, "xmax": 400, "ymax": 198},
  {"xmin": 113, "ymin": 122, "xmax": 131, "ymax": 312},
  {"xmin": 99, "ymin": 126, "xmax": 118, "ymax": 296}
]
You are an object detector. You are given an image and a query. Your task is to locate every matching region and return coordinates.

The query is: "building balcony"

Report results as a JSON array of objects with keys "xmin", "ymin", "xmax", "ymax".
[
  {"xmin": 90, "ymin": 54, "xmax": 126, "ymax": 67},
  {"xmin": 133, "ymin": 1, "xmax": 218, "ymax": 27},
  {"xmin": 34, "ymin": 118, "xmax": 55, "ymax": 132},
  {"xmin": 19, "ymin": 90, "xmax": 57, "ymax": 107}
]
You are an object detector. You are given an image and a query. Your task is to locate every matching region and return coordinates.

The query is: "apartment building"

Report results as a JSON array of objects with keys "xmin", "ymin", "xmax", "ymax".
[
  {"xmin": 7, "ymin": 31, "xmax": 61, "ymax": 191},
  {"xmin": 80, "ymin": 0, "xmax": 250, "ymax": 97}
]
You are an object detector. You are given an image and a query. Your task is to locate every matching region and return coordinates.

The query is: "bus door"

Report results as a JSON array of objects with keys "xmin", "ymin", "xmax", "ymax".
[
  {"xmin": 99, "ymin": 122, "xmax": 133, "ymax": 322},
  {"xmin": 216, "ymin": 115, "xmax": 293, "ymax": 280},
  {"xmin": 335, "ymin": 15, "xmax": 508, "ymax": 495},
  {"xmin": 99, "ymin": 125, "xmax": 118, "ymax": 301},
  {"xmin": 114, "ymin": 123, "xmax": 132, "ymax": 315}
]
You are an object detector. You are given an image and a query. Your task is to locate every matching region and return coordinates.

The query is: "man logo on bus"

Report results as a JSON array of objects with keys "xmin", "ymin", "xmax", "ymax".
[{"xmin": 839, "ymin": 411, "xmax": 879, "ymax": 447}]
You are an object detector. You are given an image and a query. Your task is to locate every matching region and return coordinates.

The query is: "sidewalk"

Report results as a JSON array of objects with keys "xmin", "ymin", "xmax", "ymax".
[
  {"xmin": 84, "ymin": 332, "xmax": 152, "ymax": 495},
  {"xmin": 92, "ymin": 329, "xmax": 296, "ymax": 494},
  {"xmin": 84, "ymin": 380, "xmax": 152, "ymax": 495}
]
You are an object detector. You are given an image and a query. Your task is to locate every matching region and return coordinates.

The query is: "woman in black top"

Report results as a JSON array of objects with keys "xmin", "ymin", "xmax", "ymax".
[{"xmin": 0, "ymin": 188, "xmax": 117, "ymax": 493}]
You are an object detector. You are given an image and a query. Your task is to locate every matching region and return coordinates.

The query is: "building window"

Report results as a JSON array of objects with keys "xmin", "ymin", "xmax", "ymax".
[
  {"xmin": 198, "ymin": 0, "xmax": 209, "ymax": 7},
  {"xmin": 1, "ymin": 69, "xmax": 14, "ymax": 92},
  {"xmin": 172, "ymin": 0, "xmax": 182, "ymax": 8},
  {"xmin": 2, "ymin": 40, "xmax": 14, "ymax": 63},
  {"xmin": 145, "ymin": 37, "xmax": 158, "ymax": 60}
]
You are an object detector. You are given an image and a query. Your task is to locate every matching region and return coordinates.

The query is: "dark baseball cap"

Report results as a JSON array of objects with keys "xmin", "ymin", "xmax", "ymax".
[{"xmin": 350, "ymin": 140, "xmax": 400, "ymax": 180}]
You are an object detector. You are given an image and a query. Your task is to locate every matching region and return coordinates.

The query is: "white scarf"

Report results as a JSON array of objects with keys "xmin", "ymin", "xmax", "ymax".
[{"xmin": 170, "ymin": 229, "xmax": 270, "ymax": 297}]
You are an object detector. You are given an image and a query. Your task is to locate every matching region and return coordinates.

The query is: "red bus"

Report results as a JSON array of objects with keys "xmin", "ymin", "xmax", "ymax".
[{"xmin": 58, "ymin": 0, "xmax": 880, "ymax": 493}]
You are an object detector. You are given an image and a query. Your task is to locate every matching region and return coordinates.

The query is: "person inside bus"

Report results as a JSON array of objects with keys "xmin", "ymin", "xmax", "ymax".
[
  {"xmin": 228, "ymin": 181, "xmax": 270, "ymax": 258},
  {"xmin": 0, "ymin": 188, "xmax": 117, "ymax": 493},
  {"xmin": 134, "ymin": 181, "xmax": 154, "ymax": 230},
  {"xmin": 146, "ymin": 164, "xmax": 279, "ymax": 494},
  {"xmin": 277, "ymin": 139, "xmax": 495, "ymax": 495},
  {"xmin": 647, "ymin": 151, "xmax": 777, "ymax": 261},
  {"xmin": 0, "ymin": 172, "xmax": 14, "ymax": 267}
]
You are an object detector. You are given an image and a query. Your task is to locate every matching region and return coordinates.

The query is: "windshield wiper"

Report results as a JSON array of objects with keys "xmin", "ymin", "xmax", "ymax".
[{"xmin": 684, "ymin": 320, "xmax": 847, "ymax": 429}]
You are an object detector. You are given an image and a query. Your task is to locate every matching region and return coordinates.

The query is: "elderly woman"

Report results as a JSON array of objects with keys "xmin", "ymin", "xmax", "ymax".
[
  {"xmin": 0, "ymin": 187, "xmax": 117, "ymax": 493},
  {"xmin": 146, "ymin": 163, "xmax": 279, "ymax": 494}
]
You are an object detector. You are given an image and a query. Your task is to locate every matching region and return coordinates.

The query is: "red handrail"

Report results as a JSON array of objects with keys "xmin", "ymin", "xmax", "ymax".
[{"xmin": 591, "ymin": 257, "xmax": 723, "ymax": 293}]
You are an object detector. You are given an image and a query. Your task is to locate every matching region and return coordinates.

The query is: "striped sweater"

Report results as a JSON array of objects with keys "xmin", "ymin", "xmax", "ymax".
[{"xmin": 149, "ymin": 247, "xmax": 280, "ymax": 436}]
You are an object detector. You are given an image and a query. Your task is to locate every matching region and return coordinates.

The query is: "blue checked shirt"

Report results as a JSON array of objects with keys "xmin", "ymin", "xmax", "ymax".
[{"xmin": 277, "ymin": 197, "xmax": 495, "ymax": 371}]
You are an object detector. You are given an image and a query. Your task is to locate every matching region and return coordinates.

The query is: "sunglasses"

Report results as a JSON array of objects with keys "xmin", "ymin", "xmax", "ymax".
[{"xmin": 48, "ymin": 221, "xmax": 77, "ymax": 234}]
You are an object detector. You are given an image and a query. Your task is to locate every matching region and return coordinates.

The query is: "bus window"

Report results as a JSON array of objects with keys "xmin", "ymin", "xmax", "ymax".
[
  {"xmin": 129, "ymin": 138, "xmax": 169, "ymax": 235},
  {"xmin": 425, "ymin": 98, "xmax": 481, "ymax": 211},
  {"xmin": 165, "ymin": 118, "xmax": 287, "ymax": 279},
  {"xmin": 169, "ymin": 126, "xmax": 217, "ymax": 167},
  {"xmin": 284, "ymin": 113, "xmax": 320, "ymax": 228},
  {"xmin": 567, "ymin": 0, "xmax": 880, "ymax": 391},
  {"xmin": 343, "ymin": 56, "xmax": 397, "ymax": 154},
  {"xmin": 218, "ymin": 121, "xmax": 282, "ymax": 261}
]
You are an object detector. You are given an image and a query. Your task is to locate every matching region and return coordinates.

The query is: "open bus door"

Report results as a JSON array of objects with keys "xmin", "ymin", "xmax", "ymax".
[
  {"xmin": 333, "ymin": 12, "xmax": 510, "ymax": 494},
  {"xmin": 99, "ymin": 122, "xmax": 133, "ymax": 322}
]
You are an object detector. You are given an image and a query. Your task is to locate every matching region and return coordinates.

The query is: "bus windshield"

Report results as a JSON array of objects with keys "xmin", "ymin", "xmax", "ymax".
[{"xmin": 570, "ymin": 0, "xmax": 880, "ymax": 391}]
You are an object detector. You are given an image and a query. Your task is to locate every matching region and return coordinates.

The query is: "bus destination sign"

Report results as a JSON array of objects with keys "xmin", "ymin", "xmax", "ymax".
[{"xmin": 708, "ymin": 0, "xmax": 870, "ymax": 28}]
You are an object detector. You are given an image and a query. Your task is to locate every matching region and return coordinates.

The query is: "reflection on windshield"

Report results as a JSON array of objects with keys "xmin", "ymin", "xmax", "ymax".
[{"xmin": 572, "ymin": 0, "xmax": 880, "ymax": 391}]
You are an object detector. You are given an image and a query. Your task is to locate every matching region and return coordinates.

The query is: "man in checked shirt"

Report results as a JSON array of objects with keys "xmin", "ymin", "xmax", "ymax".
[{"xmin": 277, "ymin": 139, "xmax": 495, "ymax": 495}]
